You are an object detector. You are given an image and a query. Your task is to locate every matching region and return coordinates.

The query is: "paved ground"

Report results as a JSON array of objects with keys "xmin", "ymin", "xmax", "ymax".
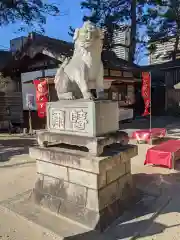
[
  {"xmin": 127, "ymin": 133, "xmax": 180, "ymax": 239},
  {"xmin": 0, "ymin": 134, "xmax": 36, "ymax": 167},
  {"xmin": 120, "ymin": 115, "xmax": 180, "ymax": 138},
  {"xmin": 0, "ymin": 164, "xmax": 64, "ymax": 240},
  {"xmin": 1, "ymin": 118, "xmax": 180, "ymax": 239}
]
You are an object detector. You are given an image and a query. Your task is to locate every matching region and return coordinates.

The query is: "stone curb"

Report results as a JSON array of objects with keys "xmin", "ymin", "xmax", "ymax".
[
  {"xmin": 0, "ymin": 160, "xmax": 36, "ymax": 168},
  {"xmin": 0, "ymin": 203, "xmax": 63, "ymax": 240},
  {"xmin": 0, "ymin": 134, "xmax": 35, "ymax": 139}
]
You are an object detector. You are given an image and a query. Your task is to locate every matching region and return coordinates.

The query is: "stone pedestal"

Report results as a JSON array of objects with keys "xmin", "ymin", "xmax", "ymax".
[
  {"xmin": 37, "ymin": 130, "xmax": 129, "ymax": 156},
  {"xmin": 30, "ymin": 144, "xmax": 138, "ymax": 231},
  {"xmin": 30, "ymin": 99, "xmax": 138, "ymax": 232},
  {"xmin": 46, "ymin": 100, "xmax": 119, "ymax": 137},
  {"xmin": 37, "ymin": 100, "xmax": 128, "ymax": 156}
]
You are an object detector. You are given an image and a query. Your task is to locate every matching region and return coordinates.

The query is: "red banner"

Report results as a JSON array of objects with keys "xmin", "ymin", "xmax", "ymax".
[
  {"xmin": 141, "ymin": 72, "xmax": 151, "ymax": 116},
  {"xmin": 33, "ymin": 79, "xmax": 49, "ymax": 118}
]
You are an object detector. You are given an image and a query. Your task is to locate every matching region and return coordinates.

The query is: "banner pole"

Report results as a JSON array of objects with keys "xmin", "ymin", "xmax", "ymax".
[
  {"xmin": 46, "ymin": 77, "xmax": 50, "ymax": 130},
  {"xmin": 28, "ymin": 106, "xmax": 33, "ymax": 135},
  {"xmin": 149, "ymin": 72, "xmax": 152, "ymax": 145},
  {"xmin": 46, "ymin": 77, "xmax": 50, "ymax": 102}
]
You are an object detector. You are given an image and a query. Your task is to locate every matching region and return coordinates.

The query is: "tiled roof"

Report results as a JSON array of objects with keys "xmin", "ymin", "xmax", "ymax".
[
  {"xmin": 2, "ymin": 33, "xmax": 139, "ymax": 73},
  {"xmin": 14, "ymin": 32, "xmax": 73, "ymax": 62},
  {"xmin": 102, "ymin": 50, "xmax": 138, "ymax": 71}
]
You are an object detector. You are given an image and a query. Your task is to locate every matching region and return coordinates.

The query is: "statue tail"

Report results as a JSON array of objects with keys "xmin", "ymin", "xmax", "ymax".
[
  {"xmin": 54, "ymin": 58, "xmax": 70, "ymax": 98},
  {"xmin": 54, "ymin": 58, "xmax": 70, "ymax": 84}
]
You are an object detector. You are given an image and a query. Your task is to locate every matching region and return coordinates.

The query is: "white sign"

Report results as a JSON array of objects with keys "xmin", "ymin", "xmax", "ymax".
[{"xmin": 26, "ymin": 93, "xmax": 35, "ymax": 110}]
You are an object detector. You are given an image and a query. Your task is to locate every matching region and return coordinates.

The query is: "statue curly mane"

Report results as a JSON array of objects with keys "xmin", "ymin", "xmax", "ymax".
[
  {"xmin": 73, "ymin": 22, "xmax": 103, "ymax": 67},
  {"xmin": 54, "ymin": 21, "xmax": 104, "ymax": 100},
  {"xmin": 73, "ymin": 42, "xmax": 92, "ymax": 68}
]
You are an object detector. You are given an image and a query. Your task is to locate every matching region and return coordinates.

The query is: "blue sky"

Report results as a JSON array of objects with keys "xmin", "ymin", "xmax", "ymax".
[
  {"xmin": 0, "ymin": 0, "xmax": 85, "ymax": 49},
  {"xmin": 0, "ymin": 0, "xmax": 147, "ymax": 65}
]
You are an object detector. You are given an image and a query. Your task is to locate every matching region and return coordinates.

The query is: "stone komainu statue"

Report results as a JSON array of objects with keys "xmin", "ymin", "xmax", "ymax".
[{"xmin": 54, "ymin": 21, "xmax": 104, "ymax": 100}]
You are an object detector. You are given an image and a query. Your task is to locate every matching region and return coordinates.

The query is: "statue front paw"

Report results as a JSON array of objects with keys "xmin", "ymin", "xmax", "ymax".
[
  {"xmin": 66, "ymin": 96, "xmax": 74, "ymax": 100},
  {"xmin": 83, "ymin": 91, "xmax": 94, "ymax": 100},
  {"xmin": 58, "ymin": 92, "xmax": 74, "ymax": 100}
]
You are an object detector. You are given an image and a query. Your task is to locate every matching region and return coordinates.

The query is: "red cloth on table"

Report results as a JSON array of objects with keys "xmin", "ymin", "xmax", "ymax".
[
  {"xmin": 131, "ymin": 128, "xmax": 166, "ymax": 142},
  {"xmin": 144, "ymin": 140, "xmax": 180, "ymax": 169}
]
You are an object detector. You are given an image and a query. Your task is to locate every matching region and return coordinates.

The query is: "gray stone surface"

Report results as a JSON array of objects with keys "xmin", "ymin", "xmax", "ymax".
[
  {"xmin": 36, "ymin": 130, "xmax": 129, "ymax": 156},
  {"xmin": 0, "ymin": 203, "xmax": 63, "ymax": 240},
  {"xmin": 0, "ymin": 172, "xmax": 172, "ymax": 240},
  {"xmin": 46, "ymin": 100, "xmax": 119, "ymax": 137},
  {"xmin": 68, "ymin": 168, "xmax": 98, "ymax": 189},
  {"xmin": 30, "ymin": 144, "xmax": 138, "ymax": 231},
  {"xmin": 30, "ymin": 147, "xmax": 100, "ymax": 174},
  {"xmin": 31, "ymin": 90, "xmax": 137, "ymax": 232},
  {"xmin": 4, "ymin": 129, "xmax": 180, "ymax": 239},
  {"xmin": 1, "ymin": 191, "xmax": 109, "ymax": 240},
  {"xmin": 37, "ymin": 161, "xmax": 68, "ymax": 181},
  {"xmin": 0, "ymin": 188, "xmax": 169, "ymax": 240},
  {"xmin": 30, "ymin": 145, "xmax": 138, "ymax": 179},
  {"xmin": 1, "ymin": 131, "xmax": 178, "ymax": 239},
  {"xmin": 106, "ymin": 162, "xmax": 126, "ymax": 184}
]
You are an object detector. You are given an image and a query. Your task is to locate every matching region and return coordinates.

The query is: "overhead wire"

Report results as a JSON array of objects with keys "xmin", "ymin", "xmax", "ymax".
[{"xmin": 0, "ymin": 44, "xmax": 9, "ymax": 50}]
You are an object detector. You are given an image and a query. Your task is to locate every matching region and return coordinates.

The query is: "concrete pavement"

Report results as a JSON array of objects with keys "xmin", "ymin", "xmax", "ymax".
[
  {"xmin": 0, "ymin": 163, "xmax": 62, "ymax": 240},
  {"xmin": 128, "ymin": 141, "xmax": 180, "ymax": 240},
  {"xmin": 0, "ymin": 129, "xmax": 180, "ymax": 239},
  {"xmin": 0, "ymin": 164, "xmax": 35, "ymax": 202},
  {"xmin": 0, "ymin": 204, "xmax": 62, "ymax": 240},
  {"xmin": 0, "ymin": 160, "xmax": 176, "ymax": 240}
]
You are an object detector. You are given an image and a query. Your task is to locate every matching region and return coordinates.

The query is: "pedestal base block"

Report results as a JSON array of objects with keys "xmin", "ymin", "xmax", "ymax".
[
  {"xmin": 30, "ymin": 144, "xmax": 138, "ymax": 231},
  {"xmin": 37, "ymin": 130, "xmax": 129, "ymax": 156}
]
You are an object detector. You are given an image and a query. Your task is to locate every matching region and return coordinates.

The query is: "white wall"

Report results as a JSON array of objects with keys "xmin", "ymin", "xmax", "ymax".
[{"xmin": 45, "ymin": 68, "xmax": 58, "ymax": 76}]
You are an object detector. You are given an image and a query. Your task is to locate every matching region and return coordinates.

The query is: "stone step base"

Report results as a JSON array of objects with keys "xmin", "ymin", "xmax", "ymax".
[
  {"xmin": 1, "ymin": 189, "xmax": 170, "ymax": 240},
  {"xmin": 0, "ymin": 203, "xmax": 59, "ymax": 240},
  {"xmin": 1, "ymin": 190, "xmax": 108, "ymax": 240}
]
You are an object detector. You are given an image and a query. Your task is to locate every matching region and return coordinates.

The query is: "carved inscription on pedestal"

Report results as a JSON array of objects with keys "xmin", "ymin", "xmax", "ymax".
[
  {"xmin": 51, "ymin": 110, "xmax": 65, "ymax": 130},
  {"xmin": 49, "ymin": 107, "xmax": 89, "ymax": 133},
  {"xmin": 70, "ymin": 109, "xmax": 88, "ymax": 131}
]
